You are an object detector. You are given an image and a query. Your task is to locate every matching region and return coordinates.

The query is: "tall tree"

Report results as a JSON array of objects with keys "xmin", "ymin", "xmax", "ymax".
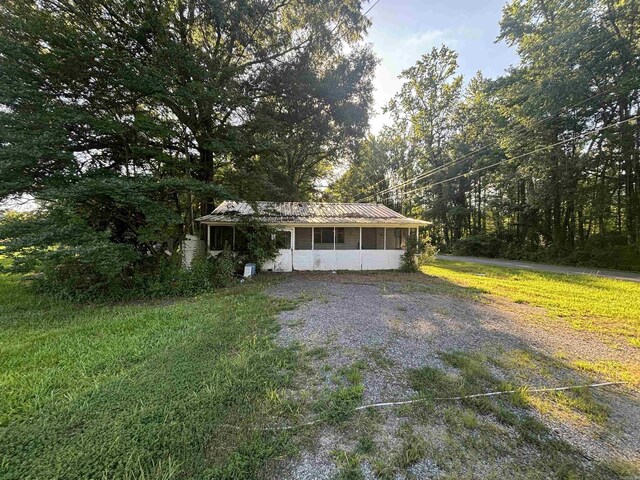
[
  {"xmin": 385, "ymin": 46, "xmax": 465, "ymax": 243},
  {"xmin": 332, "ymin": 0, "xmax": 639, "ymax": 269},
  {"xmin": 0, "ymin": 0, "xmax": 375, "ymax": 289}
]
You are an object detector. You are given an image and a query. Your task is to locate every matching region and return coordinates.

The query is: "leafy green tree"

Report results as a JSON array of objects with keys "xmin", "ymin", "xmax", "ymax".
[
  {"xmin": 333, "ymin": 0, "xmax": 639, "ymax": 269},
  {"xmin": 0, "ymin": 0, "xmax": 375, "ymax": 293}
]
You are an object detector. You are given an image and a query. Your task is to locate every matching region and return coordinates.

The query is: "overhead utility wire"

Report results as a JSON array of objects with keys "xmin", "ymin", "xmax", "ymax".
[
  {"xmin": 328, "ymin": 0, "xmax": 382, "ymax": 50},
  {"xmin": 359, "ymin": 68, "xmax": 632, "ymax": 202},
  {"xmin": 356, "ymin": 33, "xmax": 626, "ymax": 202},
  {"xmin": 385, "ymin": 113, "xmax": 640, "ymax": 200},
  {"xmin": 236, "ymin": 0, "xmax": 381, "ymax": 68},
  {"xmin": 359, "ymin": 78, "xmax": 637, "ymax": 203}
]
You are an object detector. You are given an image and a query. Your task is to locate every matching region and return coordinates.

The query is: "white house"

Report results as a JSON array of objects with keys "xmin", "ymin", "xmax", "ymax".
[{"xmin": 196, "ymin": 201, "xmax": 429, "ymax": 272}]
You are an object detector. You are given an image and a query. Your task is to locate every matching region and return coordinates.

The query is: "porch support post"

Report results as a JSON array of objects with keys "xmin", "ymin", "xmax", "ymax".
[
  {"xmin": 383, "ymin": 228, "xmax": 387, "ymax": 250},
  {"xmin": 207, "ymin": 224, "xmax": 211, "ymax": 251},
  {"xmin": 359, "ymin": 227, "xmax": 363, "ymax": 271},
  {"xmin": 311, "ymin": 227, "xmax": 314, "ymax": 250},
  {"xmin": 333, "ymin": 227, "xmax": 336, "ymax": 250},
  {"xmin": 232, "ymin": 227, "xmax": 236, "ymax": 250}
]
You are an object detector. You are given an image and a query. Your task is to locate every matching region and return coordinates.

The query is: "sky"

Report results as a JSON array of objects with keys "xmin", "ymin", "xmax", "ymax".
[{"xmin": 365, "ymin": 0, "xmax": 520, "ymax": 133}]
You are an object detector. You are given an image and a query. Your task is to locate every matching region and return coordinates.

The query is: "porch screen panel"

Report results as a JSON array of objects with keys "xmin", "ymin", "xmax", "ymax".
[
  {"xmin": 386, "ymin": 228, "xmax": 407, "ymax": 250},
  {"xmin": 336, "ymin": 227, "xmax": 360, "ymax": 250},
  {"xmin": 361, "ymin": 228, "xmax": 385, "ymax": 250},
  {"xmin": 295, "ymin": 227, "xmax": 312, "ymax": 250},
  {"xmin": 209, "ymin": 226, "xmax": 234, "ymax": 250},
  {"xmin": 314, "ymin": 227, "xmax": 334, "ymax": 250}
]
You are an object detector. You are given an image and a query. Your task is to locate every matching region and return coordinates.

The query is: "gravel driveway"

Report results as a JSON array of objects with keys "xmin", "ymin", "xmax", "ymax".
[{"xmin": 267, "ymin": 272, "xmax": 640, "ymax": 479}]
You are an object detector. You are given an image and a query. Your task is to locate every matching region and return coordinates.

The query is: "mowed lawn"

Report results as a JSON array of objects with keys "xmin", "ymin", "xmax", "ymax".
[
  {"xmin": 0, "ymin": 272, "xmax": 299, "ymax": 479},
  {"xmin": 421, "ymin": 260, "xmax": 640, "ymax": 385},
  {"xmin": 422, "ymin": 260, "xmax": 640, "ymax": 346}
]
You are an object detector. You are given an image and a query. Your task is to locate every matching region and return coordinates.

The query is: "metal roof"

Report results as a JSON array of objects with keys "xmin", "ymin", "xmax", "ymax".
[{"xmin": 196, "ymin": 201, "xmax": 429, "ymax": 226}]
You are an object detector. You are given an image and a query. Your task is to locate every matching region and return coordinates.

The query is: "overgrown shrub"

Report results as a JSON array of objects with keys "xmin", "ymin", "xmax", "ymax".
[
  {"xmin": 400, "ymin": 234, "xmax": 439, "ymax": 272},
  {"xmin": 416, "ymin": 235, "xmax": 438, "ymax": 266},
  {"xmin": 32, "ymin": 243, "xmax": 140, "ymax": 301},
  {"xmin": 400, "ymin": 236, "xmax": 419, "ymax": 272},
  {"xmin": 137, "ymin": 255, "xmax": 234, "ymax": 299},
  {"xmin": 0, "ymin": 207, "xmax": 243, "ymax": 302},
  {"xmin": 562, "ymin": 243, "xmax": 640, "ymax": 271},
  {"xmin": 234, "ymin": 216, "xmax": 280, "ymax": 271},
  {"xmin": 209, "ymin": 247, "xmax": 236, "ymax": 280},
  {"xmin": 448, "ymin": 231, "xmax": 640, "ymax": 272}
]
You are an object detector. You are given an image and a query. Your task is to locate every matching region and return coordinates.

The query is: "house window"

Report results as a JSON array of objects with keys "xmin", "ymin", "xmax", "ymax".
[
  {"xmin": 209, "ymin": 226, "xmax": 234, "ymax": 250},
  {"xmin": 314, "ymin": 227, "xmax": 335, "ymax": 250},
  {"xmin": 295, "ymin": 227, "xmax": 312, "ymax": 250},
  {"xmin": 361, "ymin": 228, "xmax": 385, "ymax": 250}
]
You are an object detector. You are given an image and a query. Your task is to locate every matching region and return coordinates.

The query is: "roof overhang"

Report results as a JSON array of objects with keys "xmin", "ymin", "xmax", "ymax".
[{"xmin": 198, "ymin": 219, "xmax": 431, "ymax": 227}]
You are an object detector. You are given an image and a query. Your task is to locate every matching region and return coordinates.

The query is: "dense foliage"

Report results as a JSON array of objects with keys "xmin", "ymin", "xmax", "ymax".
[
  {"xmin": 234, "ymin": 216, "xmax": 281, "ymax": 271},
  {"xmin": 330, "ymin": 0, "xmax": 640, "ymax": 270},
  {"xmin": 0, "ymin": 0, "xmax": 375, "ymax": 294},
  {"xmin": 399, "ymin": 236, "xmax": 420, "ymax": 272}
]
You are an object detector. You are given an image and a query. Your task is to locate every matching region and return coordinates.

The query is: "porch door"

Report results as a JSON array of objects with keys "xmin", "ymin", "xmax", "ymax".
[{"xmin": 273, "ymin": 229, "xmax": 293, "ymax": 272}]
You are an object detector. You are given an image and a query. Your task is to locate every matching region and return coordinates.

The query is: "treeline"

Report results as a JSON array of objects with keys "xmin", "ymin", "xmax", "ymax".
[
  {"xmin": 331, "ymin": 0, "xmax": 640, "ymax": 271},
  {"xmin": 0, "ymin": 0, "xmax": 375, "ymax": 298}
]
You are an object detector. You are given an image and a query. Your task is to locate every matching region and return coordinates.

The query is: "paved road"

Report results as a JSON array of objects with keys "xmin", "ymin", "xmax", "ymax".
[{"xmin": 437, "ymin": 254, "xmax": 640, "ymax": 283}]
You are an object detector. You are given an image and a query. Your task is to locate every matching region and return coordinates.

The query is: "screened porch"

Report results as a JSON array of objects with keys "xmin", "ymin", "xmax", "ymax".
[{"xmin": 205, "ymin": 225, "xmax": 419, "ymax": 271}]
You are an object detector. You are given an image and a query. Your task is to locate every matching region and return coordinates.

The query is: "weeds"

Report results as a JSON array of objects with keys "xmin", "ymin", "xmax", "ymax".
[{"xmin": 403, "ymin": 351, "xmax": 620, "ymax": 479}]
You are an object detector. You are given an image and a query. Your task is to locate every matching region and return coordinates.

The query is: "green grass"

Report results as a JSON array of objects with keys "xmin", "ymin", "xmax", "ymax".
[
  {"xmin": 0, "ymin": 272, "xmax": 299, "ymax": 479},
  {"xmin": 312, "ymin": 361, "xmax": 365, "ymax": 424},
  {"xmin": 421, "ymin": 260, "xmax": 640, "ymax": 346}
]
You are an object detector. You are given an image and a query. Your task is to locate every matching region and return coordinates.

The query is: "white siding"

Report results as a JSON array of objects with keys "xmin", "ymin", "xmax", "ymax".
[
  {"xmin": 312, "ymin": 251, "xmax": 337, "ymax": 270},
  {"xmin": 292, "ymin": 250, "xmax": 313, "ymax": 270}
]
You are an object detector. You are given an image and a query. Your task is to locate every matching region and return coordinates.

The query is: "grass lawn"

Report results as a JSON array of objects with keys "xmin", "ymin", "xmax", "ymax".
[
  {"xmin": 421, "ymin": 260, "xmax": 640, "ymax": 347},
  {"xmin": 420, "ymin": 260, "xmax": 640, "ymax": 387},
  {"xmin": 0, "ymin": 272, "xmax": 300, "ymax": 479},
  {"xmin": 1, "ymin": 261, "xmax": 638, "ymax": 479}
]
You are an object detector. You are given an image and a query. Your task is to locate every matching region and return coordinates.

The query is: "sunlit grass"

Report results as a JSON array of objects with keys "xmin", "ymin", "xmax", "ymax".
[
  {"xmin": 572, "ymin": 360, "xmax": 640, "ymax": 387},
  {"xmin": 421, "ymin": 260, "xmax": 640, "ymax": 346}
]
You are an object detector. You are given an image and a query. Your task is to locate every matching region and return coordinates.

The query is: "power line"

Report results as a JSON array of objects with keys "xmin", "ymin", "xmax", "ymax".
[
  {"xmin": 385, "ymin": 113, "xmax": 640, "ymax": 200},
  {"xmin": 353, "ymin": 137, "xmax": 416, "ymax": 197},
  {"xmin": 234, "ymin": 0, "xmax": 278, "ymax": 65},
  {"xmin": 358, "ymin": 77, "xmax": 637, "ymax": 203},
  {"xmin": 328, "ymin": 0, "xmax": 382, "ymax": 50},
  {"xmin": 356, "ymin": 29, "xmax": 624, "ymax": 202},
  {"xmin": 234, "ymin": 0, "xmax": 381, "ymax": 69}
]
